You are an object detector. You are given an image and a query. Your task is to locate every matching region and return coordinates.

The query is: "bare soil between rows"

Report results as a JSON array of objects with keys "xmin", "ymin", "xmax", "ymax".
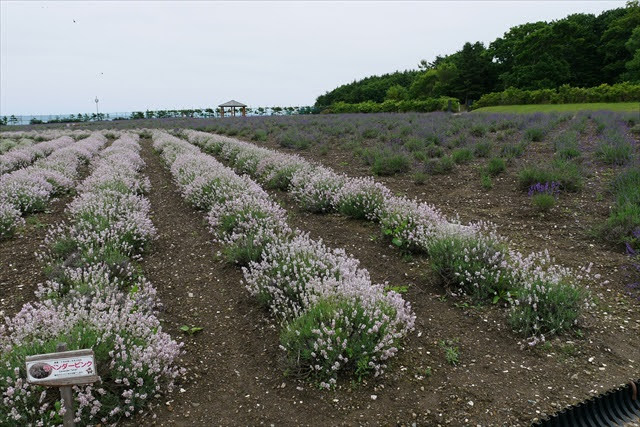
[{"xmin": 134, "ymin": 138, "xmax": 639, "ymax": 426}]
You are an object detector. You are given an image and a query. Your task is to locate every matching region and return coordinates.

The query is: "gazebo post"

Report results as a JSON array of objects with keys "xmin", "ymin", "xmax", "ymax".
[
  {"xmin": 242, "ymin": 106, "xmax": 246, "ymax": 117},
  {"xmin": 220, "ymin": 107, "xmax": 224, "ymax": 118}
]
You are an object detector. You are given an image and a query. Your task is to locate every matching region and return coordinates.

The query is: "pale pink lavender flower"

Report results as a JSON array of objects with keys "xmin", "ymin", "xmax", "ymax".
[
  {"xmin": 0, "ymin": 135, "xmax": 74, "ymax": 174},
  {"xmin": 242, "ymin": 233, "xmax": 370, "ymax": 320},
  {"xmin": 290, "ymin": 166, "xmax": 345, "ymax": 213},
  {"xmin": 333, "ymin": 176, "xmax": 392, "ymax": 220},
  {"xmin": 0, "ymin": 200, "xmax": 24, "ymax": 239}
]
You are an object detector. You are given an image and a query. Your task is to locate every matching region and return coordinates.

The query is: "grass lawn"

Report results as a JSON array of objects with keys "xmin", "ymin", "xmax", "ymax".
[{"xmin": 473, "ymin": 102, "xmax": 639, "ymax": 113}]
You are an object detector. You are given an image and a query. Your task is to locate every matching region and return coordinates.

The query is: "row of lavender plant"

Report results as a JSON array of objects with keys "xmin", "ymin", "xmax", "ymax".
[
  {"xmin": 0, "ymin": 132, "xmax": 109, "ymax": 240},
  {"xmin": 0, "ymin": 133, "xmax": 183, "ymax": 425},
  {"xmin": 0, "ymin": 135, "xmax": 79, "ymax": 175},
  {"xmin": 152, "ymin": 130, "xmax": 414, "ymax": 388},
  {"xmin": 182, "ymin": 130, "xmax": 596, "ymax": 342},
  {"xmin": 0, "ymin": 137, "xmax": 38, "ymax": 155}
]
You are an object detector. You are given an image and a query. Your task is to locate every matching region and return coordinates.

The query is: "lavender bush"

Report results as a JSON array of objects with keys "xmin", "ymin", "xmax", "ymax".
[
  {"xmin": 426, "ymin": 222, "xmax": 513, "ymax": 302},
  {"xmin": 290, "ymin": 166, "xmax": 345, "ymax": 213},
  {"xmin": 243, "ymin": 233, "xmax": 370, "ymax": 320},
  {"xmin": 376, "ymin": 196, "xmax": 446, "ymax": 251},
  {"xmin": 333, "ymin": 176, "xmax": 392, "ymax": 220},
  {"xmin": 0, "ymin": 287, "xmax": 181, "ymax": 425},
  {"xmin": 281, "ymin": 287, "xmax": 414, "ymax": 388},
  {"xmin": 0, "ymin": 200, "xmax": 24, "ymax": 239},
  {"xmin": 508, "ymin": 251, "xmax": 592, "ymax": 338},
  {"xmin": 208, "ymin": 192, "xmax": 292, "ymax": 264}
]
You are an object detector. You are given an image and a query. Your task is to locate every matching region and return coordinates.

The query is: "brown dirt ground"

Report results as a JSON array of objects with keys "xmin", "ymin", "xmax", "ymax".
[{"xmin": 134, "ymin": 137, "xmax": 639, "ymax": 426}]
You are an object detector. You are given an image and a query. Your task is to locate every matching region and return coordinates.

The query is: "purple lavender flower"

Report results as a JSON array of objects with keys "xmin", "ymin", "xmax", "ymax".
[{"xmin": 528, "ymin": 181, "xmax": 560, "ymax": 198}]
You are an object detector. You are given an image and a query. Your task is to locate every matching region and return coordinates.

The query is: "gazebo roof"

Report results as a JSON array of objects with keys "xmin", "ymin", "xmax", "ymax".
[{"xmin": 219, "ymin": 100, "xmax": 247, "ymax": 107}]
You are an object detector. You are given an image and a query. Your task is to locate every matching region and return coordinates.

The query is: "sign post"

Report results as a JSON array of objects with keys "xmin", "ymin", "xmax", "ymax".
[{"xmin": 25, "ymin": 343, "xmax": 99, "ymax": 427}]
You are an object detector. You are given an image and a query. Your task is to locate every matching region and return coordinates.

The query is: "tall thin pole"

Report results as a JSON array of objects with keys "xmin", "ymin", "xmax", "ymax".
[
  {"xmin": 95, "ymin": 96, "xmax": 99, "ymax": 118},
  {"xmin": 56, "ymin": 343, "xmax": 75, "ymax": 427}
]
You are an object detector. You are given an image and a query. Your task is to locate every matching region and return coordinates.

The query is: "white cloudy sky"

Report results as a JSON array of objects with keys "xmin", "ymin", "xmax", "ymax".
[{"xmin": 0, "ymin": 0, "xmax": 627, "ymax": 115}]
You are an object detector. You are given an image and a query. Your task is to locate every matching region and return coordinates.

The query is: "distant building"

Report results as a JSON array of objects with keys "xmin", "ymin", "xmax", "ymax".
[{"xmin": 219, "ymin": 100, "xmax": 247, "ymax": 117}]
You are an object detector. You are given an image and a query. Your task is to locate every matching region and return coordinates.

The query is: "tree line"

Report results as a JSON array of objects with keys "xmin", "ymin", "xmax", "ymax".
[{"xmin": 315, "ymin": 2, "xmax": 640, "ymax": 109}]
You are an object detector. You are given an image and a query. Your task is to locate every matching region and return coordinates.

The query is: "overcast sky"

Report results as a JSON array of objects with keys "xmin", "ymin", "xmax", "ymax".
[{"xmin": 0, "ymin": 0, "xmax": 627, "ymax": 115}]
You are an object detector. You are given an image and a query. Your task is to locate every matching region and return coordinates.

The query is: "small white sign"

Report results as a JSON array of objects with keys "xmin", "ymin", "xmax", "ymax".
[{"xmin": 26, "ymin": 349, "xmax": 99, "ymax": 386}]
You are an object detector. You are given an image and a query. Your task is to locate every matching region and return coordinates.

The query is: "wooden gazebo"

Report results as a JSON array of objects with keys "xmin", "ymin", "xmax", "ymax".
[{"xmin": 219, "ymin": 100, "xmax": 247, "ymax": 117}]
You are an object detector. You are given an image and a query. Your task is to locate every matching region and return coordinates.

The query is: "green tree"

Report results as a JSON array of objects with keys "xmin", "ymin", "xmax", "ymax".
[
  {"xmin": 622, "ymin": 25, "xmax": 640, "ymax": 81},
  {"xmin": 385, "ymin": 84, "xmax": 408, "ymax": 100},
  {"xmin": 409, "ymin": 69, "xmax": 439, "ymax": 99},
  {"xmin": 448, "ymin": 42, "xmax": 497, "ymax": 102},
  {"xmin": 600, "ymin": 1, "xmax": 640, "ymax": 82}
]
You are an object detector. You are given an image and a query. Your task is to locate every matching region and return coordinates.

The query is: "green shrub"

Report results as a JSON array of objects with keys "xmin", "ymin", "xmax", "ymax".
[
  {"xmin": 524, "ymin": 127, "xmax": 545, "ymax": 142},
  {"xmin": 531, "ymin": 194, "xmax": 555, "ymax": 212},
  {"xmin": 252, "ymin": 129, "xmax": 268, "ymax": 141},
  {"xmin": 361, "ymin": 128, "xmax": 380, "ymax": 139},
  {"xmin": 481, "ymin": 174, "xmax": 493, "ymax": 190},
  {"xmin": 473, "ymin": 140, "xmax": 492, "ymax": 157},
  {"xmin": 427, "ymin": 156, "xmax": 454, "ymax": 175},
  {"xmin": 486, "ymin": 157, "xmax": 506, "ymax": 176},
  {"xmin": 328, "ymin": 97, "xmax": 460, "ymax": 114},
  {"xmin": 447, "ymin": 135, "xmax": 466, "ymax": 149},
  {"xmin": 364, "ymin": 148, "xmax": 410, "ymax": 176},
  {"xmin": 554, "ymin": 131, "xmax": 581, "ymax": 160},
  {"xmin": 426, "ymin": 133, "xmax": 442, "ymax": 145},
  {"xmin": 277, "ymin": 131, "xmax": 312, "ymax": 149},
  {"xmin": 500, "ymin": 143, "xmax": 525, "ymax": 158},
  {"xmin": 557, "ymin": 146, "xmax": 581, "ymax": 160},
  {"xmin": 425, "ymin": 143, "xmax": 444, "ymax": 158},
  {"xmin": 596, "ymin": 141, "xmax": 633, "ymax": 166},
  {"xmin": 412, "ymin": 172, "xmax": 428, "ymax": 185},
  {"xmin": 470, "ymin": 124, "xmax": 487, "ymax": 137},
  {"xmin": 518, "ymin": 159, "xmax": 582, "ymax": 192},
  {"xmin": 427, "ymin": 232, "xmax": 511, "ymax": 302},
  {"xmin": 601, "ymin": 167, "xmax": 640, "ymax": 249},
  {"xmin": 404, "ymin": 137, "xmax": 424, "ymax": 152},
  {"xmin": 280, "ymin": 296, "xmax": 402, "ymax": 385},
  {"xmin": 412, "ymin": 151, "xmax": 427, "ymax": 162},
  {"xmin": 509, "ymin": 279, "xmax": 585, "ymax": 337},
  {"xmin": 451, "ymin": 148, "xmax": 473, "ymax": 164},
  {"xmin": 473, "ymin": 83, "xmax": 640, "ymax": 109}
]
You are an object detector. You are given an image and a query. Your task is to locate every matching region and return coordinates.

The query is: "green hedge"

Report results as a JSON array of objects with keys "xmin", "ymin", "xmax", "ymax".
[
  {"xmin": 473, "ymin": 83, "xmax": 640, "ymax": 109},
  {"xmin": 325, "ymin": 97, "xmax": 460, "ymax": 114}
]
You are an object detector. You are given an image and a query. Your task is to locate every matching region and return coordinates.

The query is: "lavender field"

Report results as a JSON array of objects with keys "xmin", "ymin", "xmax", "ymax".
[{"xmin": 1, "ymin": 112, "xmax": 639, "ymax": 425}]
